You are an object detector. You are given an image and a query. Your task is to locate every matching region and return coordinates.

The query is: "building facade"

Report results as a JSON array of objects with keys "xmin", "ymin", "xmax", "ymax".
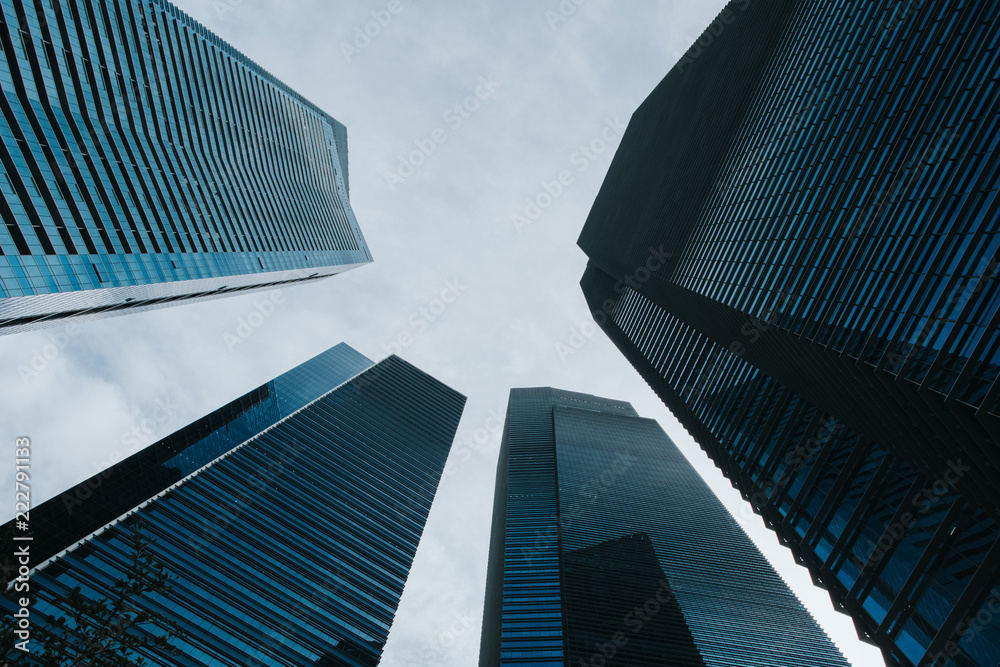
[
  {"xmin": 479, "ymin": 387, "xmax": 849, "ymax": 667},
  {"xmin": 2, "ymin": 343, "xmax": 465, "ymax": 666},
  {"xmin": 0, "ymin": 0, "xmax": 370, "ymax": 335},
  {"xmin": 578, "ymin": 1, "xmax": 1000, "ymax": 665}
]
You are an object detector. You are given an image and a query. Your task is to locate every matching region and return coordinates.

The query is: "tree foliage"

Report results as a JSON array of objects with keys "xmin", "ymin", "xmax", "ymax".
[{"xmin": 3, "ymin": 517, "xmax": 187, "ymax": 666}]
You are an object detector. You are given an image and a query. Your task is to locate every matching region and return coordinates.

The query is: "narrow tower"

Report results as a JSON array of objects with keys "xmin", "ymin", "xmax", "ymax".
[{"xmin": 480, "ymin": 387, "xmax": 849, "ymax": 667}]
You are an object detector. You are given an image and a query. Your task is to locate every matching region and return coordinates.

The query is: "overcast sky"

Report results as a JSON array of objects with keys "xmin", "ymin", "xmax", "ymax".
[{"xmin": 1, "ymin": 1, "xmax": 887, "ymax": 665}]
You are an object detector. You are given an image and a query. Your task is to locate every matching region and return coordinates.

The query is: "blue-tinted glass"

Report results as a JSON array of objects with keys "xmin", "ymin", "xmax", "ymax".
[
  {"xmin": 1, "ymin": 344, "xmax": 465, "ymax": 666},
  {"xmin": 577, "ymin": 1, "xmax": 1000, "ymax": 665},
  {"xmin": 480, "ymin": 388, "xmax": 849, "ymax": 666},
  {"xmin": 0, "ymin": 0, "xmax": 371, "ymax": 335}
]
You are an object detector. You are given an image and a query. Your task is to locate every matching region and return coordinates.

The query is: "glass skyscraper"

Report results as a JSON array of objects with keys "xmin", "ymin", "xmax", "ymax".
[
  {"xmin": 0, "ymin": 0, "xmax": 371, "ymax": 335},
  {"xmin": 1, "ymin": 343, "xmax": 465, "ymax": 665},
  {"xmin": 578, "ymin": 1, "xmax": 1000, "ymax": 665},
  {"xmin": 479, "ymin": 387, "xmax": 849, "ymax": 667}
]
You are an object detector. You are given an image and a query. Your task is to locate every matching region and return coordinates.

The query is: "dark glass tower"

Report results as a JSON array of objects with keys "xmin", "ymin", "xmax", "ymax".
[
  {"xmin": 1, "ymin": 343, "xmax": 465, "ymax": 665},
  {"xmin": 0, "ymin": 0, "xmax": 371, "ymax": 335},
  {"xmin": 578, "ymin": 1, "xmax": 1000, "ymax": 665},
  {"xmin": 479, "ymin": 387, "xmax": 849, "ymax": 667}
]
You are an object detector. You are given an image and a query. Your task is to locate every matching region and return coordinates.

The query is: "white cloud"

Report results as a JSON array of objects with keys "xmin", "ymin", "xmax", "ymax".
[{"xmin": 0, "ymin": 1, "xmax": 885, "ymax": 665}]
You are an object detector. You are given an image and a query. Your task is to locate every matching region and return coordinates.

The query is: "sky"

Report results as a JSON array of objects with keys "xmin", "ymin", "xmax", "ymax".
[{"xmin": 0, "ymin": 1, "xmax": 888, "ymax": 665}]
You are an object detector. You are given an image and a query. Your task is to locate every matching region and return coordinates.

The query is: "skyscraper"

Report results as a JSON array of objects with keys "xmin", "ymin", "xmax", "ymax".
[
  {"xmin": 479, "ymin": 387, "xmax": 849, "ymax": 667},
  {"xmin": 2, "ymin": 343, "xmax": 465, "ymax": 665},
  {"xmin": 578, "ymin": 1, "xmax": 1000, "ymax": 665},
  {"xmin": 0, "ymin": 0, "xmax": 371, "ymax": 335}
]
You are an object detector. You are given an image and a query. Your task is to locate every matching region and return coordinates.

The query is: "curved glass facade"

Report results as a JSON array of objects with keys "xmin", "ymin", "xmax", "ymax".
[
  {"xmin": 0, "ymin": 0, "xmax": 371, "ymax": 334},
  {"xmin": 1, "ymin": 344, "xmax": 466, "ymax": 665},
  {"xmin": 480, "ymin": 387, "xmax": 849, "ymax": 666},
  {"xmin": 578, "ymin": 1, "xmax": 1000, "ymax": 665}
]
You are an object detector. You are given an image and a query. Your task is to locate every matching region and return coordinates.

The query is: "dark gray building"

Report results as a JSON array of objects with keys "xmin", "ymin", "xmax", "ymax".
[{"xmin": 578, "ymin": 1, "xmax": 1000, "ymax": 665}]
